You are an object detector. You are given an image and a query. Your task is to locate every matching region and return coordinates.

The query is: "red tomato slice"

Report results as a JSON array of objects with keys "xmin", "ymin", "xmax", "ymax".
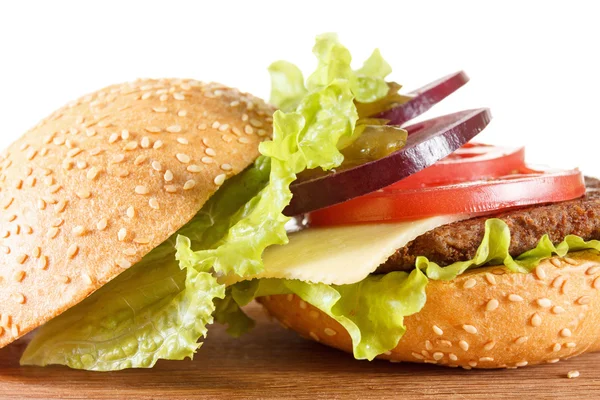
[
  {"xmin": 308, "ymin": 166, "xmax": 586, "ymax": 226},
  {"xmin": 389, "ymin": 143, "xmax": 526, "ymax": 188}
]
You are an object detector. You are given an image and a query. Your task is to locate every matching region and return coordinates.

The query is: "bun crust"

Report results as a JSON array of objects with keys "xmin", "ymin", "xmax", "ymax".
[
  {"xmin": 0, "ymin": 79, "xmax": 273, "ymax": 348},
  {"xmin": 259, "ymin": 250, "xmax": 600, "ymax": 368}
]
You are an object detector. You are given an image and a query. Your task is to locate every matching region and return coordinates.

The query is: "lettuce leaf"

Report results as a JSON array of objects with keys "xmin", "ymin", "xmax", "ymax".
[
  {"xmin": 21, "ymin": 33, "xmax": 393, "ymax": 370},
  {"xmin": 225, "ymin": 218, "xmax": 600, "ymax": 361}
]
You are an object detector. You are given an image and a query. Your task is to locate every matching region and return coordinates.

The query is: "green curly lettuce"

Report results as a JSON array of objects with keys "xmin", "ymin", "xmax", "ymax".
[
  {"xmin": 21, "ymin": 33, "xmax": 393, "ymax": 370},
  {"xmin": 224, "ymin": 218, "xmax": 600, "ymax": 361}
]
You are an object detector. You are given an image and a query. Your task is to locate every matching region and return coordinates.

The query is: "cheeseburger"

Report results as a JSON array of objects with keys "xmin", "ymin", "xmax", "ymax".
[{"xmin": 1, "ymin": 34, "xmax": 599, "ymax": 371}]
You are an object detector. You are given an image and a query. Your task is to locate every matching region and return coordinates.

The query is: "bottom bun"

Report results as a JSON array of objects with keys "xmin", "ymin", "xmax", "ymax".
[{"xmin": 258, "ymin": 250, "xmax": 600, "ymax": 369}]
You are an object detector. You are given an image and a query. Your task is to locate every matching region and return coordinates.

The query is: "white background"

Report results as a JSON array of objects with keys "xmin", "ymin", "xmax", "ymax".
[{"xmin": 1, "ymin": 1, "xmax": 599, "ymax": 175}]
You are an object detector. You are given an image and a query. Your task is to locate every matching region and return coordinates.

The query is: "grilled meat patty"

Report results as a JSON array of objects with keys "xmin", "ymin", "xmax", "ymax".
[{"xmin": 377, "ymin": 177, "xmax": 600, "ymax": 273}]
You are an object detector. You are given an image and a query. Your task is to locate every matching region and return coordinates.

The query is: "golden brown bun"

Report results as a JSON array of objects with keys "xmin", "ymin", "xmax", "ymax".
[
  {"xmin": 259, "ymin": 250, "xmax": 600, "ymax": 369},
  {"xmin": 0, "ymin": 79, "xmax": 273, "ymax": 348}
]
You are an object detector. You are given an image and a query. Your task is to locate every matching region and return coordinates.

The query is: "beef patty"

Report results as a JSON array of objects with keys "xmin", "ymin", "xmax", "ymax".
[{"xmin": 377, "ymin": 177, "xmax": 600, "ymax": 273}]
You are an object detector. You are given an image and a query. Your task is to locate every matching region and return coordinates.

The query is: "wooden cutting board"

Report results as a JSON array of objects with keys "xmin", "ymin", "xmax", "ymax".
[{"xmin": 1, "ymin": 302, "xmax": 599, "ymax": 400}]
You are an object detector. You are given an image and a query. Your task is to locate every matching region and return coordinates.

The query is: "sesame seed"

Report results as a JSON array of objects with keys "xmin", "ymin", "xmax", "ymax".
[
  {"xmin": 72, "ymin": 226, "xmax": 86, "ymax": 236},
  {"xmin": 86, "ymin": 128, "xmax": 96, "ymax": 137},
  {"xmin": 484, "ymin": 341, "xmax": 496, "ymax": 351},
  {"xmin": 187, "ymin": 165, "xmax": 202, "ymax": 173},
  {"xmin": 176, "ymin": 153, "xmax": 191, "ymax": 164},
  {"xmin": 324, "ymin": 328, "xmax": 337, "ymax": 337},
  {"xmin": 197, "ymin": 123, "xmax": 207, "ymax": 130},
  {"xmin": 438, "ymin": 340, "xmax": 452, "ymax": 348},
  {"xmin": 515, "ymin": 336, "xmax": 528, "ymax": 345},
  {"xmin": 149, "ymin": 198, "xmax": 159, "ymax": 209},
  {"xmin": 508, "ymin": 294, "xmax": 524, "ymax": 302},
  {"xmin": 593, "ymin": 276, "xmax": 600, "ymax": 289},
  {"xmin": 257, "ymin": 129, "xmax": 268, "ymax": 137},
  {"xmin": 241, "ymin": 113, "xmax": 249, "ymax": 122},
  {"xmin": 122, "ymin": 248, "xmax": 137, "ymax": 256},
  {"xmin": 468, "ymin": 361, "xmax": 478, "ymax": 367},
  {"xmin": 250, "ymin": 118, "xmax": 263, "ymax": 128},
  {"xmin": 552, "ymin": 275, "xmax": 566, "ymax": 288},
  {"xmin": 164, "ymin": 185, "xmax": 177, "ymax": 193},
  {"xmin": 214, "ymin": 174, "xmax": 226, "ymax": 186},
  {"xmin": 67, "ymin": 244, "xmax": 79, "ymax": 258},
  {"xmin": 160, "ymin": 94, "xmax": 168, "ymax": 101},
  {"xmin": 87, "ymin": 167, "xmax": 100, "ymax": 180},
  {"xmin": 567, "ymin": 370, "xmax": 580, "ymax": 379},
  {"xmin": 12, "ymin": 270, "xmax": 25, "ymax": 282},
  {"xmin": 212, "ymin": 121, "xmax": 221, "ymax": 129},
  {"xmin": 54, "ymin": 275, "xmax": 70, "ymax": 284},
  {"xmin": 462, "ymin": 325, "xmax": 478, "ymax": 334},
  {"xmin": 486, "ymin": 299, "xmax": 499, "ymax": 311},
  {"xmin": 37, "ymin": 199, "xmax": 46, "ymax": 210},
  {"xmin": 535, "ymin": 265, "xmax": 547, "ymax": 280},
  {"xmin": 173, "ymin": 93, "xmax": 185, "ymax": 101},
  {"xmin": 177, "ymin": 137, "xmax": 189, "ymax": 145},
  {"xmin": 47, "ymin": 227, "xmax": 59, "ymax": 239},
  {"xmin": 134, "ymin": 237, "xmax": 151, "ymax": 244},
  {"xmin": 32, "ymin": 247, "xmax": 41, "ymax": 258},
  {"xmin": 531, "ymin": 313, "xmax": 542, "ymax": 327},
  {"xmin": 49, "ymin": 184, "xmax": 62, "ymax": 194},
  {"xmin": 576, "ymin": 296, "xmax": 591, "ymax": 305},
  {"xmin": 552, "ymin": 306, "xmax": 566, "ymax": 314},
  {"xmin": 126, "ymin": 206, "xmax": 135, "ymax": 218},
  {"xmin": 121, "ymin": 129, "xmax": 130, "ymax": 140},
  {"xmin": 587, "ymin": 266, "xmax": 600, "ymax": 275},
  {"xmin": 479, "ymin": 357, "xmax": 494, "ymax": 362},
  {"xmin": 115, "ymin": 258, "xmax": 132, "ymax": 269},
  {"xmin": 164, "ymin": 170, "xmax": 174, "ymax": 182},
  {"xmin": 183, "ymin": 180, "xmax": 196, "ymax": 190},
  {"xmin": 146, "ymin": 126, "xmax": 161, "ymax": 133},
  {"xmin": 560, "ymin": 328, "xmax": 572, "ymax": 337},
  {"xmin": 141, "ymin": 92, "xmax": 152, "ymax": 100},
  {"xmin": 89, "ymin": 148, "xmax": 103, "ymax": 156},
  {"xmin": 425, "ymin": 340, "xmax": 433, "ymax": 350},
  {"xmin": 76, "ymin": 189, "xmax": 91, "ymax": 199},
  {"xmin": 134, "ymin": 154, "xmax": 147, "ymax": 165},
  {"xmin": 411, "ymin": 352, "xmax": 425, "ymax": 360},
  {"xmin": 205, "ymin": 148, "xmax": 217, "ymax": 157},
  {"xmin": 432, "ymin": 352, "xmax": 444, "ymax": 361},
  {"xmin": 12, "ymin": 293, "xmax": 25, "ymax": 304},
  {"xmin": 232, "ymin": 127, "xmax": 242, "ymax": 136},
  {"xmin": 515, "ymin": 361, "xmax": 528, "ymax": 367},
  {"xmin": 201, "ymin": 156, "xmax": 213, "ymax": 164},
  {"xmin": 308, "ymin": 310, "xmax": 319, "ymax": 319},
  {"xmin": 309, "ymin": 331, "xmax": 320, "ymax": 342},
  {"xmin": 178, "ymin": 110, "xmax": 188, "ymax": 117},
  {"xmin": 135, "ymin": 185, "xmax": 149, "ymax": 195},
  {"xmin": 108, "ymin": 133, "xmax": 120, "ymax": 143},
  {"xmin": 97, "ymin": 218, "xmax": 108, "ymax": 230},
  {"xmin": 432, "ymin": 325, "xmax": 443, "ymax": 335},
  {"xmin": 299, "ymin": 301, "xmax": 307, "ymax": 309},
  {"xmin": 218, "ymin": 124, "xmax": 229, "ymax": 132},
  {"xmin": 141, "ymin": 137, "xmax": 151, "ymax": 149},
  {"xmin": 124, "ymin": 141, "xmax": 138, "ymax": 151},
  {"xmin": 76, "ymin": 161, "xmax": 88, "ymax": 169},
  {"xmin": 564, "ymin": 257, "xmax": 578, "ymax": 266},
  {"xmin": 11, "ymin": 325, "xmax": 19, "ymax": 336},
  {"xmin": 537, "ymin": 298, "xmax": 552, "ymax": 308},
  {"xmin": 566, "ymin": 342, "xmax": 576, "ymax": 348},
  {"xmin": 238, "ymin": 137, "xmax": 250, "ymax": 144},
  {"xmin": 151, "ymin": 161, "xmax": 162, "ymax": 171},
  {"xmin": 553, "ymin": 343, "xmax": 562, "ymax": 352},
  {"xmin": 449, "ymin": 353, "xmax": 458, "ymax": 361},
  {"xmin": 550, "ymin": 258, "xmax": 561, "ymax": 268},
  {"xmin": 153, "ymin": 106, "xmax": 167, "ymax": 113},
  {"xmin": 167, "ymin": 125, "xmax": 182, "ymax": 133},
  {"xmin": 82, "ymin": 273, "xmax": 93, "ymax": 285},
  {"xmin": 421, "ymin": 350, "xmax": 430, "ymax": 357},
  {"xmin": 118, "ymin": 228, "xmax": 127, "ymax": 241}
]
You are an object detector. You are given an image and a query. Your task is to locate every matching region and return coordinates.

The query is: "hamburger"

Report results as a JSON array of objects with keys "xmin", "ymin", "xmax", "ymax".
[{"xmin": 1, "ymin": 34, "xmax": 599, "ymax": 371}]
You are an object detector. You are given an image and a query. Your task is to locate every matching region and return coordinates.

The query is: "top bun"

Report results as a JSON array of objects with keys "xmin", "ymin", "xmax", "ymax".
[{"xmin": 0, "ymin": 79, "xmax": 273, "ymax": 347}]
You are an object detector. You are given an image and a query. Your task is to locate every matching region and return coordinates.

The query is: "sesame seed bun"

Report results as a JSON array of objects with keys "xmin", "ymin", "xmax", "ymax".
[
  {"xmin": 258, "ymin": 250, "xmax": 600, "ymax": 368},
  {"xmin": 0, "ymin": 79, "xmax": 273, "ymax": 348}
]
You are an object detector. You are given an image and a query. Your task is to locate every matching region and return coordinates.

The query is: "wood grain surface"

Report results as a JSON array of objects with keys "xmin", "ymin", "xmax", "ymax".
[{"xmin": 1, "ymin": 302, "xmax": 599, "ymax": 400}]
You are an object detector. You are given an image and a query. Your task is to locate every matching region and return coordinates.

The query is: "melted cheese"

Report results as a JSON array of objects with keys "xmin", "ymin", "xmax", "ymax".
[{"xmin": 227, "ymin": 215, "xmax": 466, "ymax": 286}]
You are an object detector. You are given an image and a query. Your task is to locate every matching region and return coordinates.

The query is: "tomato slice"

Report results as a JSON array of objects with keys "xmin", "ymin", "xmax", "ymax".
[
  {"xmin": 389, "ymin": 143, "xmax": 526, "ymax": 188},
  {"xmin": 308, "ymin": 166, "xmax": 586, "ymax": 226}
]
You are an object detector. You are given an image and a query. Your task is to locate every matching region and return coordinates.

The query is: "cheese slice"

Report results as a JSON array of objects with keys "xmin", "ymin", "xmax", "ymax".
[{"xmin": 226, "ymin": 215, "xmax": 467, "ymax": 286}]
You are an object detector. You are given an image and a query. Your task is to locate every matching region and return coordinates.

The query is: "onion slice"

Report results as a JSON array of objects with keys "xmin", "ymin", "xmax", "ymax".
[
  {"xmin": 285, "ymin": 108, "xmax": 492, "ymax": 216},
  {"xmin": 376, "ymin": 71, "xmax": 469, "ymax": 126}
]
